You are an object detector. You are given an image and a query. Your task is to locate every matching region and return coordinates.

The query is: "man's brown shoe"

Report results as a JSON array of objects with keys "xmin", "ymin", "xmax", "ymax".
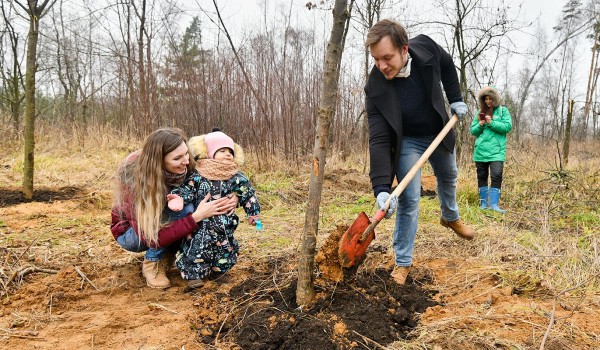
[
  {"xmin": 390, "ymin": 266, "xmax": 410, "ymax": 285},
  {"xmin": 440, "ymin": 217, "xmax": 475, "ymax": 240}
]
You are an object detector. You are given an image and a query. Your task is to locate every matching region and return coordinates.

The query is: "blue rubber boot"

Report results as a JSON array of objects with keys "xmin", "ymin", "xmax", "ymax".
[
  {"xmin": 489, "ymin": 187, "xmax": 505, "ymax": 213},
  {"xmin": 478, "ymin": 187, "xmax": 489, "ymax": 209}
]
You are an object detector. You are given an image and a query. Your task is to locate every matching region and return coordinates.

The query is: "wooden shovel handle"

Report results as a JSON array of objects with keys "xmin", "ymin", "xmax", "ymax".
[
  {"xmin": 360, "ymin": 114, "xmax": 459, "ymax": 241},
  {"xmin": 389, "ymin": 114, "xmax": 458, "ymax": 200}
]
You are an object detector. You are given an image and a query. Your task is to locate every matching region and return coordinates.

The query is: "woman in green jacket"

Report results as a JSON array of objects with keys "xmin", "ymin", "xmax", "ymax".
[{"xmin": 470, "ymin": 86, "xmax": 512, "ymax": 213}]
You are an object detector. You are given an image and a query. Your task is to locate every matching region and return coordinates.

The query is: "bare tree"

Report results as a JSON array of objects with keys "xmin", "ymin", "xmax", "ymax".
[
  {"xmin": 14, "ymin": 0, "xmax": 57, "ymax": 199},
  {"xmin": 513, "ymin": 3, "xmax": 593, "ymax": 141},
  {"xmin": 582, "ymin": 10, "xmax": 600, "ymax": 137},
  {"xmin": 418, "ymin": 0, "xmax": 527, "ymax": 159},
  {"xmin": 350, "ymin": 0, "xmax": 394, "ymax": 80},
  {"xmin": 297, "ymin": 0, "xmax": 352, "ymax": 307},
  {"xmin": 563, "ymin": 99, "xmax": 574, "ymax": 164},
  {"xmin": 131, "ymin": 0, "xmax": 152, "ymax": 133},
  {"xmin": 51, "ymin": 0, "xmax": 82, "ymax": 124},
  {"xmin": 349, "ymin": 0, "xmax": 395, "ymax": 158},
  {"xmin": 0, "ymin": 2, "xmax": 25, "ymax": 136},
  {"xmin": 211, "ymin": 0, "xmax": 270, "ymax": 156}
]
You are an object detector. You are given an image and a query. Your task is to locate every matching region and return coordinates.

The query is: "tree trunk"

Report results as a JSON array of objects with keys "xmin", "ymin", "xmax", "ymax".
[
  {"xmin": 582, "ymin": 26, "xmax": 599, "ymax": 137},
  {"xmin": 137, "ymin": 0, "xmax": 149, "ymax": 134},
  {"xmin": 296, "ymin": 0, "xmax": 350, "ymax": 307},
  {"xmin": 125, "ymin": 1, "xmax": 135, "ymax": 135},
  {"xmin": 514, "ymin": 19, "xmax": 592, "ymax": 142},
  {"xmin": 9, "ymin": 58, "xmax": 23, "ymax": 136},
  {"xmin": 18, "ymin": 0, "xmax": 55, "ymax": 199},
  {"xmin": 22, "ymin": 9, "xmax": 41, "ymax": 199},
  {"xmin": 562, "ymin": 99, "xmax": 574, "ymax": 166},
  {"xmin": 0, "ymin": 2, "xmax": 23, "ymax": 137}
]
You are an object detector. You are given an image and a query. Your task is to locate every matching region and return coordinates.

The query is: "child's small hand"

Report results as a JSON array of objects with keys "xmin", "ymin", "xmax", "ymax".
[
  {"xmin": 167, "ymin": 194, "xmax": 184, "ymax": 211},
  {"xmin": 248, "ymin": 215, "xmax": 260, "ymax": 226},
  {"xmin": 248, "ymin": 215, "xmax": 263, "ymax": 231}
]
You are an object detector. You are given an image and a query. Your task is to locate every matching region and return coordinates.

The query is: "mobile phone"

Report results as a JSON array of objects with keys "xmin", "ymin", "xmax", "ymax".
[{"xmin": 478, "ymin": 113, "xmax": 486, "ymax": 121}]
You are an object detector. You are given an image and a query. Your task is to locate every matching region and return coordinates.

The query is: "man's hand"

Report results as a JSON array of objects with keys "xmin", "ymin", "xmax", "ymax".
[
  {"xmin": 450, "ymin": 101, "xmax": 468, "ymax": 119},
  {"xmin": 376, "ymin": 192, "xmax": 398, "ymax": 219}
]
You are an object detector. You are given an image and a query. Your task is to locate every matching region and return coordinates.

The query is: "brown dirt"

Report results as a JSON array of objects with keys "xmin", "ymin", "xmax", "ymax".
[
  {"xmin": 315, "ymin": 225, "xmax": 346, "ymax": 282},
  {"xmin": 420, "ymin": 174, "xmax": 437, "ymax": 197},
  {"xmin": 1, "ymin": 168, "xmax": 599, "ymax": 349}
]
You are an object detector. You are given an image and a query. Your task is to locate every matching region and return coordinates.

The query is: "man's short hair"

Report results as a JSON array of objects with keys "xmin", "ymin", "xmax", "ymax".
[{"xmin": 365, "ymin": 19, "xmax": 409, "ymax": 49}]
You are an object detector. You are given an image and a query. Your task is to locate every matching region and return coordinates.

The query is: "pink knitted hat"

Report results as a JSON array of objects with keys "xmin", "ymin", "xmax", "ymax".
[{"xmin": 204, "ymin": 131, "xmax": 235, "ymax": 159}]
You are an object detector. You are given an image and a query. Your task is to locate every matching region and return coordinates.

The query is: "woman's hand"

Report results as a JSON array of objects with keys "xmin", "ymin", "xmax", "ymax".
[
  {"xmin": 485, "ymin": 115, "xmax": 492, "ymax": 124},
  {"xmin": 191, "ymin": 194, "xmax": 236, "ymax": 222}
]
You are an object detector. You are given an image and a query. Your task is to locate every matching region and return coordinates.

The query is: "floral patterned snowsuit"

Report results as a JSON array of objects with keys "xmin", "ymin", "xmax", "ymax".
[{"xmin": 171, "ymin": 170, "xmax": 260, "ymax": 280}]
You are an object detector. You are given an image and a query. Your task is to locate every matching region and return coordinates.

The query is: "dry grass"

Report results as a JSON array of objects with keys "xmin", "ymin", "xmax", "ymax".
[
  {"xmin": 0, "ymin": 123, "xmax": 133, "ymax": 191},
  {"xmin": 377, "ymin": 141, "xmax": 600, "ymax": 299}
]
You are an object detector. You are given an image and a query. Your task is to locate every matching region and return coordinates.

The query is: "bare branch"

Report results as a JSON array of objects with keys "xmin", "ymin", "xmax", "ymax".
[{"xmin": 210, "ymin": 0, "xmax": 268, "ymax": 119}]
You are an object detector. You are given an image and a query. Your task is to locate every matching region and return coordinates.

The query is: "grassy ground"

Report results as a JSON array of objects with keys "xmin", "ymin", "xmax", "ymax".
[{"xmin": 0, "ymin": 124, "xmax": 599, "ymax": 349}]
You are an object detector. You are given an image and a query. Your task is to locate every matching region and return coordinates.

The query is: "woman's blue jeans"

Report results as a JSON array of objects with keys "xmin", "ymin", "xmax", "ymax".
[
  {"xmin": 393, "ymin": 136, "xmax": 460, "ymax": 267},
  {"xmin": 116, "ymin": 203, "xmax": 194, "ymax": 262}
]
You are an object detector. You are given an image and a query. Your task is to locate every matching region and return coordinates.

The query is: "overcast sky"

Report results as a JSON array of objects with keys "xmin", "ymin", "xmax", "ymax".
[
  {"xmin": 201, "ymin": 0, "xmax": 567, "ymax": 39},
  {"xmin": 200, "ymin": 0, "xmax": 574, "ymax": 58},
  {"xmin": 202, "ymin": 1, "xmax": 584, "ymax": 74}
]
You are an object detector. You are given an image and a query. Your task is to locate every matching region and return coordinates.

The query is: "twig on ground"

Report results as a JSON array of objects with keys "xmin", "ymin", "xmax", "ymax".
[
  {"xmin": 354, "ymin": 335, "xmax": 372, "ymax": 350},
  {"xmin": 8, "ymin": 265, "xmax": 58, "ymax": 284},
  {"xmin": 17, "ymin": 233, "xmax": 43, "ymax": 261},
  {"xmin": 0, "ymin": 328, "xmax": 42, "ymax": 340},
  {"xmin": 216, "ymin": 269, "xmax": 295, "ymax": 342},
  {"xmin": 2, "ymin": 333, "xmax": 43, "ymax": 339},
  {"xmin": 539, "ymin": 273, "xmax": 600, "ymax": 350},
  {"xmin": 73, "ymin": 265, "xmax": 99, "ymax": 291},
  {"xmin": 352, "ymin": 330, "xmax": 390, "ymax": 350},
  {"xmin": 273, "ymin": 273, "xmax": 290, "ymax": 309},
  {"xmin": 447, "ymin": 284, "xmax": 502, "ymax": 305},
  {"xmin": 539, "ymin": 298, "xmax": 557, "ymax": 350},
  {"xmin": 147, "ymin": 302, "xmax": 179, "ymax": 314}
]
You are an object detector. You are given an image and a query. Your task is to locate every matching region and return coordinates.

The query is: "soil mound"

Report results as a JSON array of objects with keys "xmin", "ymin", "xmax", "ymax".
[
  {"xmin": 0, "ymin": 187, "xmax": 83, "ymax": 207},
  {"xmin": 215, "ymin": 259, "xmax": 438, "ymax": 350}
]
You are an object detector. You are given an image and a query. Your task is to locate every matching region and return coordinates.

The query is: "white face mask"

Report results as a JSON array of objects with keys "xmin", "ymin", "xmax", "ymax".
[{"xmin": 395, "ymin": 54, "xmax": 412, "ymax": 78}]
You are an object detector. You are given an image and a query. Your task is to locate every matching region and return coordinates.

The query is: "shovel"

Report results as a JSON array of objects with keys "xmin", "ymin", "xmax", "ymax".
[{"xmin": 338, "ymin": 114, "xmax": 459, "ymax": 268}]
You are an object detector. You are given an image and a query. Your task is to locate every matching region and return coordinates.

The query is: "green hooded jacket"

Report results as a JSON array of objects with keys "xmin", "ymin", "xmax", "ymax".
[{"xmin": 470, "ymin": 86, "xmax": 512, "ymax": 162}]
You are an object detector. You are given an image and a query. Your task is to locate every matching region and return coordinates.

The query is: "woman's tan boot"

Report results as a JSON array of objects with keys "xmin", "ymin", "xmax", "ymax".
[{"xmin": 142, "ymin": 258, "xmax": 171, "ymax": 288}]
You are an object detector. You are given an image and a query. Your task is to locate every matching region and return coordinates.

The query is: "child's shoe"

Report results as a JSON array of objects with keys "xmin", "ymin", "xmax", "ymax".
[{"xmin": 208, "ymin": 272, "xmax": 232, "ymax": 284}]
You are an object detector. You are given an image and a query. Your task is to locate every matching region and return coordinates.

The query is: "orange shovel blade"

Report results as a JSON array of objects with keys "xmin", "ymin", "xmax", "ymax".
[{"xmin": 338, "ymin": 212, "xmax": 375, "ymax": 268}]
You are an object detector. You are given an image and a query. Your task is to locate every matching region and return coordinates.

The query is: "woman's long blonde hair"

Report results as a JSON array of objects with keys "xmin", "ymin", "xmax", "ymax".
[{"xmin": 131, "ymin": 128, "xmax": 192, "ymax": 246}]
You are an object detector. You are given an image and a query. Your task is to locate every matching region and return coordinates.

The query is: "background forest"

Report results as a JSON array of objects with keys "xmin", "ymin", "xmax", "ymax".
[{"xmin": 1, "ymin": 0, "xmax": 599, "ymax": 167}]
